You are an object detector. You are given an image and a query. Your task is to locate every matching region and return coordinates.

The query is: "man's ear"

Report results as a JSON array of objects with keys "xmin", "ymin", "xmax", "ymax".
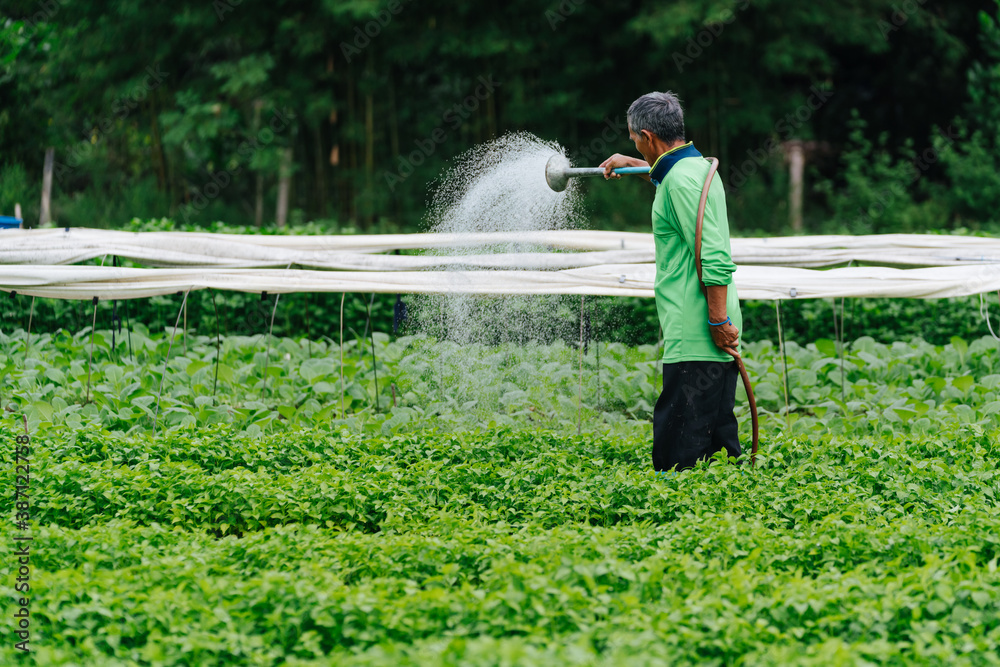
[{"xmin": 640, "ymin": 129, "xmax": 656, "ymax": 145}]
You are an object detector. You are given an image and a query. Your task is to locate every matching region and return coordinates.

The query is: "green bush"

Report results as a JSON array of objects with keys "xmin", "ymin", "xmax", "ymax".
[
  {"xmin": 3, "ymin": 322, "xmax": 1000, "ymax": 663},
  {"xmin": 52, "ymin": 175, "xmax": 175, "ymax": 229},
  {"xmin": 815, "ymin": 112, "xmax": 947, "ymax": 235},
  {"xmin": 3, "ymin": 417, "xmax": 1000, "ymax": 664},
  {"xmin": 741, "ymin": 295, "xmax": 1000, "ymax": 347},
  {"xmin": 0, "ymin": 161, "xmax": 35, "ymax": 221},
  {"xmin": 937, "ymin": 3, "xmax": 1000, "ymax": 227}
]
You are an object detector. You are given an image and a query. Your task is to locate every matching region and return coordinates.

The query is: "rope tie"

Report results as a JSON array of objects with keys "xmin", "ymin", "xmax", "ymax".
[{"xmin": 979, "ymin": 291, "xmax": 1000, "ymax": 342}]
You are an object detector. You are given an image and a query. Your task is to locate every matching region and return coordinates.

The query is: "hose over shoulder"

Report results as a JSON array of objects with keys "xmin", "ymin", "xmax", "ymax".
[{"xmin": 696, "ymin": 157, "xmax": 760, "ymax": 466}]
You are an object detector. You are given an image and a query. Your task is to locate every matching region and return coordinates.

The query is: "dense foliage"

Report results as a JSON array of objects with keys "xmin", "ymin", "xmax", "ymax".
[
  {"xmin": 1, "ymin": 1, "xmax": 999, "ymax": 233},
  {"xmin": 1, "ymin": 327, "xmax": 999, "ymax": 663},
  {"xmin": 3, "ymin": 319, "xmax": 1000, "ymax": 435},
  {"xmin": 0, "ymin": 329, "xmax": 1000, "ymax": 665},
  {"xmin": 0, "ymin": 426, "xmax": 997, "ymax": 665},
  {"xmin": 3, "ymin": 279, "xmax": 998, "ymax": 359}
]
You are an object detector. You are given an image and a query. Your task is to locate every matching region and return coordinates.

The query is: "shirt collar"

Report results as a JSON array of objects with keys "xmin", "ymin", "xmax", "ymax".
[{"xmin": 648, "ymin": 142, "xmax": 702, "ymax": 186}]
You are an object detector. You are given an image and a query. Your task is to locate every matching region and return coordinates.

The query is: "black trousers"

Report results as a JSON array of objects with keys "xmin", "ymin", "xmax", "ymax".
[{"xmin": 652, "ymin": 360, "xmax": 741, "ymax": 471}]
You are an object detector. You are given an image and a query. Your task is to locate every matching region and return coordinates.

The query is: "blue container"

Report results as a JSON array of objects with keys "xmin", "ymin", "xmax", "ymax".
[{"xmin": 0, "ymin": 216, "xmax": 22, "ymax": 229}]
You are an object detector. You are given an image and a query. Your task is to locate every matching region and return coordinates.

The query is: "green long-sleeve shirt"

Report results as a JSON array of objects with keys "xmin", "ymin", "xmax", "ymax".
[{"xmin": 651, "ymin": 149, "xmax": 742, "ymax": 363}]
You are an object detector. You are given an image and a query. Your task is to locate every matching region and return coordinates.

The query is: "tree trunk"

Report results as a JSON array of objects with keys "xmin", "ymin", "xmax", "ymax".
[
  {"xmin": 487, "ymin": 77, "xmax": 497, "ymax": 139},
  {"xmin": 255, "ymin": 173, "xmax": 264, "ymax": 227},
  {"xmin": 787, "ymin": 140, "xmax": 805, "ymax": 232},
  {"xmin": 314, "ymin": 124, "xmax": 326, "ymax": 218},
  {"xmin": 254, "ymin": 100, "xmax": 263, "ymax": 227},
  {"xmin": 364, "ymin": 50, "xmax": 375, "ymax": 226},
  {"xmin": 150, "ymin": 90, "xmax": 167, "ymax": 190},
  {"xmin": 40, "ymin": 147, "xmax": 54, "ymax": 226},
  {"xmin": 276, "ymin": 147, "xmax": 292, "ymax": 227},
  {"xmin": 347, "ymin": 63, "xmax": 357, "ymax": 224},
  {"xmin": 387, "ymin": 68, "xmax": 401, "ymax": 225}
]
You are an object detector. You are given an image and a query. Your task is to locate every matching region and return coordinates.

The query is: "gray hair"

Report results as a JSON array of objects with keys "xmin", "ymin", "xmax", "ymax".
[{"xmin": 627, "ymin": 92, "xmax": 685, "ymax": 144}]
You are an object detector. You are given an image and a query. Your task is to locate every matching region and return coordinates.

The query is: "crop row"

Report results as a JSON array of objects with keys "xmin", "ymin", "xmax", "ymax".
[
  {"xmin": 13, "ymin": 429, "xmax": 999, "ymax": 538},
  {"xmin": 2, "ymin": 326, "xmax": 1000, "ymax": 437},
  {"xmin": 14, "ymin": 520, "xmax": 1000, "ymax": 665},
  {"xmin": 31, "ymin": 427, "xmax": 645, "ymax": 474},
  {"xmin": 26, "ymin": 506, "xmax": 1000, "ymax": 603}
]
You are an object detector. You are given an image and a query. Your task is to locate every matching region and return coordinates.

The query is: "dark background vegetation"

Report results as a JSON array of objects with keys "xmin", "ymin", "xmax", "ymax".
[{"xmin": 1, "ymin": 0, "xmax": 1000, "ymax": 344}]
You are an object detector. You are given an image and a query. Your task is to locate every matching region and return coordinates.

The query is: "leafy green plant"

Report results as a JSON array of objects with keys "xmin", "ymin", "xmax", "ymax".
[
  {"xmin": 0, "ymin": 161, "xmax": 34, "ymax": 221},
  {"xmin": 2, "ymin": 328, "xmax": 1000, "ymax": 665},
  {"xmin": 2, "ymin": 421, "xmax": 999, "ymax": 665},
  {"xmin": 937, "ymin": 2, "xmax": 1000, "ymax": 227},
  {"xmin": 816, "ymin": 112, "xmax": 945, "ymax": 235}
]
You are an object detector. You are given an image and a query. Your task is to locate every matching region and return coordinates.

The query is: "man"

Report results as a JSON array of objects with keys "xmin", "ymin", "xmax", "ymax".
[{"xmin": 601, "ymin": 91, "xmax": 743, "ymax": 471}]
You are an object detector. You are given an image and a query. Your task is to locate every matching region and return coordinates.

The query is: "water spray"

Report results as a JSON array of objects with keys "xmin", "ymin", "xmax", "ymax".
[{"xmin": 544, "ymin": 154, "xmax": 649, "ymax": 192}]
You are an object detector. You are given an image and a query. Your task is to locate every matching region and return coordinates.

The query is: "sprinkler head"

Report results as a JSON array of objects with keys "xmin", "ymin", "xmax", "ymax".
[{"xmin": 545, "ymin": 153, "xmax": 571, "ymax": 192}]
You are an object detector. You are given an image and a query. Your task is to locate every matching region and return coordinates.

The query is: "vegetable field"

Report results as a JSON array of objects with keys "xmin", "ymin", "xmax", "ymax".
[{"xmin": 2, "ymin": 327, "xmax": 1000, "ymax": 665}]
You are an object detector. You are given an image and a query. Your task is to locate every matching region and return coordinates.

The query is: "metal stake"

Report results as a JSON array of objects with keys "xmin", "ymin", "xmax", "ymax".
[
  {"xmin": 85, "ymin": 296, "xmax": 99, "ymax": 404},
  {"xmin": 578, "ymin": 295, "xmax": 585, "ymax": 435},
  {"xmin": 24, "ymin": 296, "xmax": 35, "ymax": 364},
  {"xmin": 153, "ymin": 290, "xmax": 190, "ymax": 430},
  {"xmin": 365, "ymin": 296, "xmax": 380, "ymax": 413},
  {"xmin": 775, "ymin": 300, "xmax": 790, "ymax": 428},
  {"xmin": 260, "ymin": 291, "xmax": 282, "ymax": 401},
  {"xmin": 212, "ymin": 291, "xmax": 221, "ymax": 398},
  {"xmin": 340, "ymin": 292, "xmax": 346, "ymax": 419}
]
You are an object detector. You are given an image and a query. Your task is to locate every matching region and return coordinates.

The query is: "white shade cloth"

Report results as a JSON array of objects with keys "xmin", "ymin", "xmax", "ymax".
[
  {"xmin": 1, "ymin": 228, "xmax": 998, "ymax": 300},
  {"xmin": 1, "ymin": 263, "xmax": 998, "ymax": 301}
]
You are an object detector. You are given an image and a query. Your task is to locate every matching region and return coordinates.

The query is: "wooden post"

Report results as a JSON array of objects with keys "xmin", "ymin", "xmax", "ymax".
[
  {"xmin": 253, "ymin": 100, "xmax": 264, "ymax": 227},
  {"xmin": 314, "ymin": 126, "xmax": 327, "ymax": 218},
  {"xmin": 40, "ymin": 147, "xmax": 54, "ymax": 226},
  {"xmin": 346, "ymin": 62, "xmax": 357, "ymax": 223},
  {"xmin": 276, "ymin": 147, "xmax": 292, "ymax": 227},
  {"xmin": 255, "ymin": 172, "xmax": 264, "ymax": 227},
  {"xmin": 787, "ymin": 140, "xmax": 804, "ymax": 232},
  {"xmin": 14, "ymin": 203, "xmax": 22, "ymax": 222}
]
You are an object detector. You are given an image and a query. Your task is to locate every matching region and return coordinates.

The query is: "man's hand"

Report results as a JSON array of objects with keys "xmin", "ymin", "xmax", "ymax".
[
  {"xmin": 600, "ymin": 154, "xmax": 649, "ymax": 181},
  {"xmin": 709, "ymin": 320, "xmax": 741, "ymax": 359},
  {"xmin": 705, "ymin": 285, "xmax": 738, "ymax": 357}
]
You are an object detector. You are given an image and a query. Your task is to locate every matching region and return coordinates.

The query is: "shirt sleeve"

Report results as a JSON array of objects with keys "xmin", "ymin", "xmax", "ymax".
[{"xmin": 666, "ymin": 177, "xmax": 737, "ymax": 287}]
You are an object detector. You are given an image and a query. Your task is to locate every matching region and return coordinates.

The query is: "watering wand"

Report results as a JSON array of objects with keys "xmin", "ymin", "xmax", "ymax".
[{"xmin": 544, "ymin": 154, "xmax": 649, "ymax": 192}]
